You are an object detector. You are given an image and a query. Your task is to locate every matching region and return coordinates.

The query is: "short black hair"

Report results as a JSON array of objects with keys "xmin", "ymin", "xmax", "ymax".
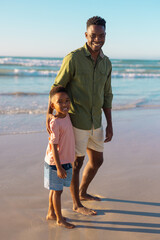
[
  {"xmin": 87, "ymin": 16, "xmax": 106, "ymax": 29},
  {"xmin": 49, "ymin": 85, "xmax": 67, "ymax": 98}
]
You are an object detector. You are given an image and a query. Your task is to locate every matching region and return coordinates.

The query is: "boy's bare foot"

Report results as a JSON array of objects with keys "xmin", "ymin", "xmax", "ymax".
[
  {"xmin": 46, "ymin": 213, "xmax": 56, "ymax": 220},
  {"xmin": 46, "ymin": 214, "xmax": 66, "ymax": 221},
  {"xmin": 73, "ymin": 206, "xmax": 97, "ymax": 215},
  {"xmin": 57, "ymin": 219, "xmax": 75, "ymax": 229},
  {"xmin": 79, "ymin": 193, "xmax": 101, "ymax": 201}
]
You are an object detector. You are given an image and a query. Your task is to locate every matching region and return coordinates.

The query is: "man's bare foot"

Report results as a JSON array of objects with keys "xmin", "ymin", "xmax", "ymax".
[
  {"xmin": 57, "ymin": 219, "xmax": 75, "ymax": 229},
  {"xmin": 79, "ymin": 193, "xmax": 101, "ymax": 201},
  {"xmin": 46, "ymin": 214, "xmax": 66, "ymax": 221},
  {"xmin": 73, "ymin": 206, "xmax": 97, "ymax": 215}
]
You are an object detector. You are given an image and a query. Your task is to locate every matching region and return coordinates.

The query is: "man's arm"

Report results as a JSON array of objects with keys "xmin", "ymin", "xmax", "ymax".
[
  {"xmin": 103, "ymin": 107, "xmax": 113, "ymax": 142},
  {"xmin": 53, "ymin": 53, "xmax": 74, "ymax": 88},
  {"xmin": 46, "ymin": 54, "xmax": 74, "ymax": 134},
  {"xmin": 103, "ymin": 59, "xmax": 113, "ymax": 142}
]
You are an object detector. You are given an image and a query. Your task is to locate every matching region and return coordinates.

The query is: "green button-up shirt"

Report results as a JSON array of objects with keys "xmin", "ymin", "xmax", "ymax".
[{"xmin": 52, "ymin": 43, "xmax": 113, "ymax": 130}]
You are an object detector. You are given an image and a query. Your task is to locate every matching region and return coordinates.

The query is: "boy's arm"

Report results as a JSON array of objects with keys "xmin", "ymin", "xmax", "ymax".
[{"xmin": 51, "ymin": 144, "xmax": 67, "ymax": 179}]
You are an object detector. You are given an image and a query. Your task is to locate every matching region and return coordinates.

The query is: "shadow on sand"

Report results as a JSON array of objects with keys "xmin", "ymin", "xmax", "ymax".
[
  {"xmin": 101, "ymin": 198, "xmax": 160, "ymax": 207},
  {"xmin": 71, "ymin": 198, "xmax": 160, "ymax": 234}
]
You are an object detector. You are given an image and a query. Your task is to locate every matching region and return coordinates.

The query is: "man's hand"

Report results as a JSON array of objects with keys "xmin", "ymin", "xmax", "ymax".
[
  {"xmin": 103, "ymin": 108, "xmax": 113, "ymax": 143},
  {"xmin": 46, "ymin": 113, "xmax": 54, "ymax": 134},
  {"xmin": 104, "ymin": 124, "xmax": 113, "ymax": 142},
  {"xmin": 57, "ymin": 167, "xmax": 67, "ymax": 179}
]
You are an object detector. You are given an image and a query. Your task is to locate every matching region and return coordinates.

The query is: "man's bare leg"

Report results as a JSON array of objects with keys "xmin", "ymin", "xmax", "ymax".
[
  {"xmin": 79, "ymin": 149, "xmax": 103, "ymax": 201},
  {"xmin": 70, "ymin": 156, "xmax": 97, "ymax": 215}
]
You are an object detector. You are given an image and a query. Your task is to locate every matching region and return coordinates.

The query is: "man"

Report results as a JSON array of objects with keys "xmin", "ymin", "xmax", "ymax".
[{"xmin": 46, "ymin": 16, "xmax": 113, "ymax": 215}]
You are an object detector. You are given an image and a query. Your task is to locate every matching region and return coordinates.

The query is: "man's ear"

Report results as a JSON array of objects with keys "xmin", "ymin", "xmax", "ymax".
[{"xmin": 85, "ymin": 32, "xmax": 88, "ymax": 39}]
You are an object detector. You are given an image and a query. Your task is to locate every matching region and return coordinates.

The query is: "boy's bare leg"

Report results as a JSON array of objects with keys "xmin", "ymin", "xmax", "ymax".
[
  {"xmin": 46, "ymin": 190, "xmax": 66, "ymax": 221},
  {"xmin": 70, "ymin": 156, "xmax": 97, "ymax": 215},
  {"xmin": 53, "ymin": 190, "xmax": 75, "ymax": 229},
  {"xmin": 79, "ymin": 149, "xmax": 103, "ymax": 201},
  {"xmin": 46, "ymin": 190, "xmax": 56, "ymax": 220}
]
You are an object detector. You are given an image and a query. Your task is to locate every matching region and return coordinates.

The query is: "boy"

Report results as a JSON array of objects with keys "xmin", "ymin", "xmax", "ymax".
[{"xmin": 44, "ymin": 86, "xmax": 75, "ymax": 229}]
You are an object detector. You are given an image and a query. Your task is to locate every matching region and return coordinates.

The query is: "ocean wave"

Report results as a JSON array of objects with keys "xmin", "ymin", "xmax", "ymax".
[
  {"xmin": 113, "ymin": 104, "xmax": 160, "ymax": 110},
  {"xmin": 0, "ymin": 57, "xmax": 62, "ymax": 67},
  {"xmin": 1, "ymin": 103, "xmax": 160, "ymax": 116},
  {"xmin": 0, "ymin": 129, "xmax": 46, "ymax": 136},
  {"xmin": 125, "ymin": 68, "xmax": 146, "ymax": 73},
  {"xmin": 0, "ymin": 69, "xmax": 160, "ymax": 78},
  {"xmin": 0, "ymin": 69, "xmax": 58, "ymax": 77},
  {"xmin": 0, "ymin": 57, "xmax": 160, "ymax": 78},
  {"xmin": 1, "ymin": 57, "xmax": 160, "ymax": 69},
  {"xmin": 112, "ymin": 72, "xmax": 160, "ymax": 78},
  {"xmin": 113, "ymin": 98, "xmax": 160, "ymax": 110},
  {"xmin": 0, "ymin": 108, "xmax": 46, "ymax": 115},
  {"xmin": 0, "ymin": 92, "xmax": 48, "ymax": 96}
]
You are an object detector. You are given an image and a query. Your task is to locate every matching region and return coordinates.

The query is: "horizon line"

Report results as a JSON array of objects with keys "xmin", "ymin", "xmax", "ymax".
[{"xmin": 0, "ymin": 55, "xmax": 160, "ymax": 61}]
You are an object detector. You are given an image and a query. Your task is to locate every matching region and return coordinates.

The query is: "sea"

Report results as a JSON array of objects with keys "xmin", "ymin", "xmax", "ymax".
[{"xmin": 0, "ymin": 56, "xmax": 160, "ymax": 135}]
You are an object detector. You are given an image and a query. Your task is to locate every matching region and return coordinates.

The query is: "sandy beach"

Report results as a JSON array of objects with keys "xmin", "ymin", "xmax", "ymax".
[{"xmin": 0, "ymin": 108, "xmax": 160, "ymax": 240}]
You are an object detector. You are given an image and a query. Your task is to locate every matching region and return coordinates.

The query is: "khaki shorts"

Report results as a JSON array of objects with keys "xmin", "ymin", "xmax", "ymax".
[{"xmin": 73, "ymin": 127, "xmax": 104, "ymax": 156}]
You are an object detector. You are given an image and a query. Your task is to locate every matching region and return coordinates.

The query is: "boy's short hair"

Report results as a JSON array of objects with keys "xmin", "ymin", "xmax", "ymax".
[
  {"xmin": 87, "ymin": 16, "xmax": 106, "ymax": 29},
  {"xmin": 49, "ymin": 86, "xmax": 67, "ymax": 98}
]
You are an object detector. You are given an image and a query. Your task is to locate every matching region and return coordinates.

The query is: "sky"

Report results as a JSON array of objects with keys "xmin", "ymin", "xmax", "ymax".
[{"xmin": 0, "ymin": 0, "xmax": 160, "ymax": 59}]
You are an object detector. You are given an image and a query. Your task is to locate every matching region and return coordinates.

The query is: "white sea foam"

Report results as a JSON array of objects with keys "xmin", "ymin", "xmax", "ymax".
[
  {"xmin": 0, "ymin": 57, "xmax": 62, "ymax": 67},
  {"xmin": 2, "ymin": 104, "xmax": 159, "ymax": 115},
  {"xmin": 0, "ymin": 129, "xmax": 46, "ymax": 136},
  {"xmin": 112, "ymin": 72, "xmax": 160, "ymax": 78},
  {"xmin": 13, "ymin": 69, "xmax": 58, "ymax": 76},
  {"xmin": 0, "ymin": 68, "xmax": 160, "ymax": 78},
  {"xmin": 1, "ymin": 99, "xmax": 159, "ymax": 116},
  {"xmin": 0, "ymin": 92, "xmax": 48, "ymax": 96},
  {"xmin": 112, "ymin": 98, "xmax": 157, "ymax": 110},
  {"xmin": 0, "ymin": 108, "xmax": 46, "ymax": 115},
  {"xmin": 1, "ymin": 57, "xmax": 160, "ymax": 78},
  {"xmin": 125, "ymin": 68, "xmax": 145, "ymax": 73},
  {"xmin": 0, "ymin": 69, "xmax": 58, "ymax": 77},
  {"xmin": 113, "ymin": 64, "xmax": 144, "ymax": 68},
  {"xmin": 113, "ymin": 104, "xmax": 160, "ymax": 110}
]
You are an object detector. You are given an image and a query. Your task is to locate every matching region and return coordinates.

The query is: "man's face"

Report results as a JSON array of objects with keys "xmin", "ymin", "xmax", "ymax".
[{"xmin": 85, "ymin": 25, "xmax": 106, "ymax": 52}]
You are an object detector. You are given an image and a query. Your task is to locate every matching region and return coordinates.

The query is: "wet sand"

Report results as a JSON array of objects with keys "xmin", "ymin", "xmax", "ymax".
[{"xmin": 0, "ymin": 109, "xmax": 160, "ymax": 240}]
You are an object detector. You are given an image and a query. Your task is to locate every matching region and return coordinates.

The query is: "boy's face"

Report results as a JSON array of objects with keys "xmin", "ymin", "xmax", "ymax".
[
  {"xmin": 85, "ymin": 25, "xmax": 106, "ymax": 53},
  {"xmin": 51, "ymin": 92, "xmax": 70, "ymax": 117}
]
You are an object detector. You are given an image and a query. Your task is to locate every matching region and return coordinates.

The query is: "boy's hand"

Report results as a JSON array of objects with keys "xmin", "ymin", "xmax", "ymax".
[
  {"xmin": 46, "ymin": 113, "xmax": 54, "ymax": 134},
  {"xmin": 57, "ymin": 167, "xmax": 67, "ymax": 179}
]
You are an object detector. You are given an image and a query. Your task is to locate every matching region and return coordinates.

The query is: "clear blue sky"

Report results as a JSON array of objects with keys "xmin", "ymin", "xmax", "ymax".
[{"xmin": 1, "ymin": 0, "xmax": 160, "ymax": 59}]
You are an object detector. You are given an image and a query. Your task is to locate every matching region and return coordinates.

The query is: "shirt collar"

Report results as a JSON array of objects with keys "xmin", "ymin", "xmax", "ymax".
[{"xmin": 83, "ymin": 43, "xmax": 105, "ymax": 59}]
